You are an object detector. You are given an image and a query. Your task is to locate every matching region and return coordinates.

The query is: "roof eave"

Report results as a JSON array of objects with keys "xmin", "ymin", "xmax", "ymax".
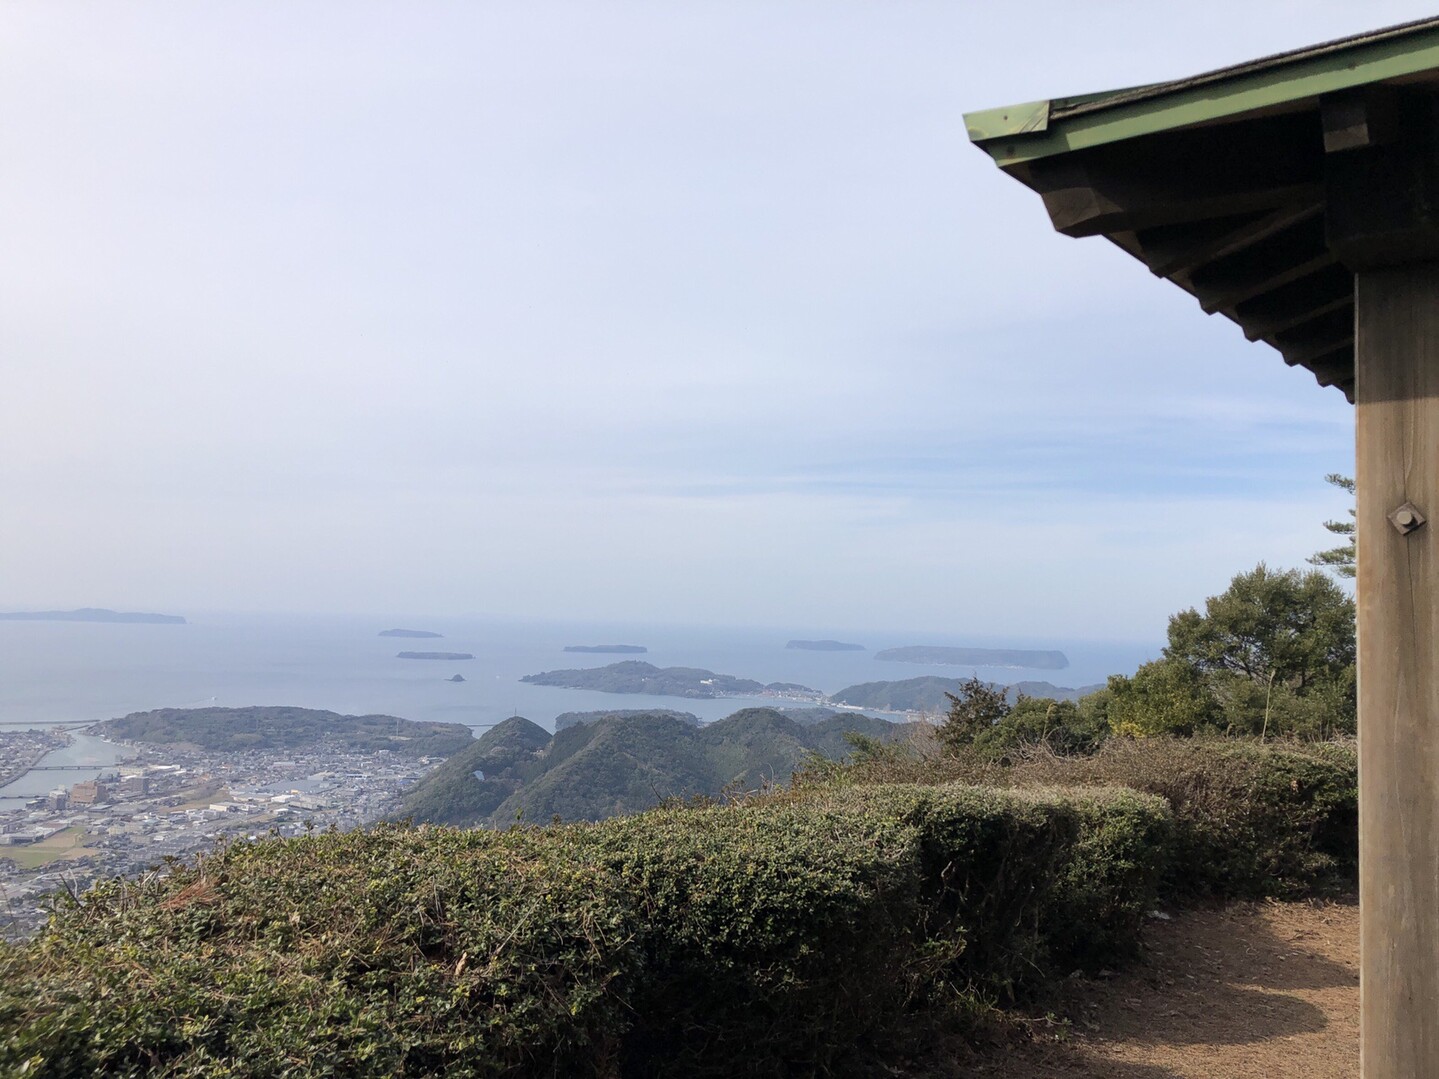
[{"xmin": 965, "ymin": 23, "xmax": 1439, "ymax": 168}]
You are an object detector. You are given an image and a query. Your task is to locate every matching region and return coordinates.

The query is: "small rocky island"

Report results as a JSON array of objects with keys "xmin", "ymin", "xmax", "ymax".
[
  {"xmin": 397, "ymin": 651, "xmax": 474, "ymax": 661},
  {"xmin": 786, "ymin": 639, "xmax": 865, "ymax": 651},
  {"xmin": 521, "ymin": 660, "xmax": 821, "ymax": 701},
  {"xmin": 0, "ymin": 608, "xmax": 186, "ymax": 625},
  {"xmin": 379, "ymin": 628, "xmax": 443, "ymax": 638},
  {"xmin": 447, "ymin": 674, "xmax": 466, "ymax": 683},
  {"xmin": 563, "ymin": 644, "xmax": 647, "ymax": 654},
  {"xmin": 874, "ymin": 646, "xmax": 1069, "ymax": 670}
]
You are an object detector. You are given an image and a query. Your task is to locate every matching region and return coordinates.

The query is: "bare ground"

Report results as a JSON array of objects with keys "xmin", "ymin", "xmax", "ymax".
[{"xmin": 959, "ymin": 896, "xmax": 1359, "ymax": 1079}]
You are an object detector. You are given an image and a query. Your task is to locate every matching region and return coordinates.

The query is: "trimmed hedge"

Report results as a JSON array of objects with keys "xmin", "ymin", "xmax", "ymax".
[
  {"xmin": 0, "ymin": 827, "xmax": 643, "ymax": 1077},
  {"xmin": 0, "ymin": 784, "xmax": 1171, "ymax": 1078},
  {"xmin": 810, "ymin": 736, "xmax": 1358, "ymax": 900}
]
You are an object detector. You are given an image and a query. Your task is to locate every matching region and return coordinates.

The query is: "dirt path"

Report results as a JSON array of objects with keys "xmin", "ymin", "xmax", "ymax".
[{"xmin": 965, "ymin": 897, "xmax": 1359, "ymax": 1078}]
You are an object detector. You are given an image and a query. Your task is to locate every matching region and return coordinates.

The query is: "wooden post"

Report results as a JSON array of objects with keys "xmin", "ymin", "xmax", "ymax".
[{"xmin": 1355, "ymin": 263, "xmax": 1439, "ymax": 1079}]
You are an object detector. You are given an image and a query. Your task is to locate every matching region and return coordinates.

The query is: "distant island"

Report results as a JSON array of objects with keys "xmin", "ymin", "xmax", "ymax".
[
  {"xmin": 447, "ymin": 674, "xmax": 466, "ymax": 683},
  {"xmin": 92, "ymin": 706, "xmax": 474, "ymax": 757},
  {"xmin": 830, "ymin": 676, "xmax": 1104, "ymax": 713},
  {"xmin": 379, "ymin": 628, "xmax": 443, "ymax": 639},
  {"xmin": 563, "ymin": 644, "xmax": 647, "ymax": 654},
  {"xmin": 397, "ymin": 651, "xmax": 474, "ymax": 660},
  {"xmin": 0, "ymin": 608, "xmax": 186, "ymax": 625},
  {"xmin": 786, "ymin": 639, "xmax": 865, "ymax": 651},
  {"xmin": 520, "ymin": 660, "xmax": 820, "ymax": 701},
  {"xmin": 874, "ymin": 646, "xmax": 1069, "ymax": 670}
]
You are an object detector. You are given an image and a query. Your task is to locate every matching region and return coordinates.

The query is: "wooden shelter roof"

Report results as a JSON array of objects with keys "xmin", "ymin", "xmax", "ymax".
[{"xmin": 965, "ymin": 17, "xmax": 1439, "ymax": 401}]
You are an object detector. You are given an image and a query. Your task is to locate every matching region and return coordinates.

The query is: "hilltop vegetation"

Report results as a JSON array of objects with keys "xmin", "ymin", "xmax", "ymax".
[
  {"xmin": 396, "ymin": 707, "xmax": 903, "ymax": 826},
  {"xmin": 552, "ymin": 708, "xmax": 700, "ymax": 731},
  {"xmin": 95, "ymin": 706, "xmax": 475, "ymax": 757},
  {"xmin": 392, "ymin": 717, "xmax": 552, "ymax": 825},
  {"xmin": 0, "ymin": 734, "xmax": 1357, "ymax": 1078}
]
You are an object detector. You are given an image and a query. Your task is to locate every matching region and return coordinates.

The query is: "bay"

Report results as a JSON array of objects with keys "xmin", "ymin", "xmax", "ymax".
[{"xmin": 0, "ymin": 611, "xmax": 1159, "ymax": 810}]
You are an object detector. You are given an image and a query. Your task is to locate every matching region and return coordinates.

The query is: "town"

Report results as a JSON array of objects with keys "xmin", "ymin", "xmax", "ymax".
[{"xmin": 0, "ymin": 730, "xmax": 446, "ymax": 942}]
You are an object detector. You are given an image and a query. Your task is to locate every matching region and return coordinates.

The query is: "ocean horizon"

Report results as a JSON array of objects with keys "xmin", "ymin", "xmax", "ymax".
[{"xmin": 0, "ymin": 610, "xmax": 1161, "ymax": 734}]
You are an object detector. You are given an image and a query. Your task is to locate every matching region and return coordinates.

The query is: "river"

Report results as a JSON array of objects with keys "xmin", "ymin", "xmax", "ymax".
[{"xmin": 0, "ymin": 732, "xmax": 134, "ymax": 811}]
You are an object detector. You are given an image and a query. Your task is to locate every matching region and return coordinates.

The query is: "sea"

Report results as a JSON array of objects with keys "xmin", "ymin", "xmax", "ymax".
[{"xmin": 0, "ymin": 612, "xmax": 1160, "ymax": 810}]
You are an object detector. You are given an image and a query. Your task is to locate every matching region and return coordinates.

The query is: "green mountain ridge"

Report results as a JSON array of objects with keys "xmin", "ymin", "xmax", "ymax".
[{"xmin": 397, "ymin": 707, "xmax": 903, "ymax": 826}]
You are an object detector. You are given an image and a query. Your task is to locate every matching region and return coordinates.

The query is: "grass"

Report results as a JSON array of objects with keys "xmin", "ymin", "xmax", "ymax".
[{"xmin": 6, "ymin": 827, "xmax": 100, "ymax": 870}]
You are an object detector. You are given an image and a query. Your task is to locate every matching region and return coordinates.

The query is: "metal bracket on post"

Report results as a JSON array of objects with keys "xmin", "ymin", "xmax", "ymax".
[{"xmin": 1389, "ymin": 502, "xmax": 1427, "ymax": 534}]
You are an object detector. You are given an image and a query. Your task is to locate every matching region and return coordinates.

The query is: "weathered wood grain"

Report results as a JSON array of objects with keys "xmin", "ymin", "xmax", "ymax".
[{"xmin": 1356, "ymin": 263, "xmax": 1439, "ymax": 1079}]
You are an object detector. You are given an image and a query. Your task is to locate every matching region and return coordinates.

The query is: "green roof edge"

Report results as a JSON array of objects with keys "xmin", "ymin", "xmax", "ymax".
[{"xmin": 966, "ymin": 22, "xmax": 1439, "ymax": 167}]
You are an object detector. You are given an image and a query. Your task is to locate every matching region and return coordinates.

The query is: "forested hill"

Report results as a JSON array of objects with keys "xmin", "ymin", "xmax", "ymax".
[
  {"xmin": 396, "ymin": 708, "xmax": 902, "ymax": 827},
  {"xmin": 830, "ymin": 677, "xmax": 1105, "ymax": 712},
  {"xmin": 94, "ymin": 706, "xmax": 476, "ymax": 757}
]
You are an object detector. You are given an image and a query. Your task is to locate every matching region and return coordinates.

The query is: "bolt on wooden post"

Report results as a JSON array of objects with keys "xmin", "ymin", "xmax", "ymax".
[{"xmin": 1327, "ymin": 87, "xmax": 1439, "ymax": 1079}]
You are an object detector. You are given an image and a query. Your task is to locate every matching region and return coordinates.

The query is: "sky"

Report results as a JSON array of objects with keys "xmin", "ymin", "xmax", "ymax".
[{"xmin": 0, "ymin": 2, "xmax": 1415, "ymax": 640}]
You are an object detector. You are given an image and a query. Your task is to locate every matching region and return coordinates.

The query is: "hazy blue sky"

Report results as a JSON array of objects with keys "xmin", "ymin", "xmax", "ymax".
[{"xmin": 1, "ymin": 3, "xmax": 1415, "ymax": 638}]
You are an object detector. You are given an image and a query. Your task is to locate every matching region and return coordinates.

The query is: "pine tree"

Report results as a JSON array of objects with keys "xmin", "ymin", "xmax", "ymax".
[{"xmin": 1308, "ymin": 473, "xmax": 1355, "ymax": 579}]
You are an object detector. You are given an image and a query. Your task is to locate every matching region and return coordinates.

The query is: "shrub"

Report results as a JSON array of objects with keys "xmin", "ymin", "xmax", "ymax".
[
  {"xmin": 800, "ymin": 784, "xmax": 1169, "ymax": 990},
  {"xmin": 807, "ymin": 737, "xmax": 1357, "ymax": 900},
  {"xmin": 0, "ymin": 785, "xmax": 1173, "ymax": 1078},
  {"xmin": 0, "ymin": 826, "xmax": 642, "ymax": 1078},
  {"xmin": 582, "ymin": 802, "xmax": 928, "ymax": 1075}
]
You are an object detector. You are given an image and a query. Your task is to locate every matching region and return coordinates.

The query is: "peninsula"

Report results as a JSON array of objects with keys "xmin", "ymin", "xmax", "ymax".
[
  {"xmin": 831, "ymin": 676, "xmax": 1102, "ymax": 713},
  {"xmin": 379, "ymin": 628, "xmax": 443, "ymax": 638},
  {"xmin": 0, "ymin": 608, "xmax": 186, "ymax": 625},
  {"xmin": 786, "ymin": 639, "xmax": 865, "ymax": 651},
  {"xmin": 93, "ymin": 706, "xmax": 474, "ymax": 757},
  {"xmin": 397, "ymin": 651, "xmax": 473, "ymax": 661},
  {"xmin": 874, "ymin": 645, "xmax": 1069, "ymax": 670},
  {"xmin": 563, "ymin": 644, "xmax": 647, "ymax": 654}
]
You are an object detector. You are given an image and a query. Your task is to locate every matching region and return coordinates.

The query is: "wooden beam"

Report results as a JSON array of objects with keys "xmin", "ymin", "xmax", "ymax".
[
  {"xmin": 1326, "ymin": 90, "xmax": 1439, "ymax": 268},
  {"xmin": 1236, "ymin": 264, "xmax": 1353, "ymax": 340},
  {"xmin": 1277, "ymin": 332, "xmax": 1353, "ymax": 369},
  {"xmin": 1290, "ymin": 344, "xmax": 1353, "ymax": 388},
  {"xmin": 1355, "ymin": 263, "xmax": 1439, "ymax": 1079},
  {"xmin": 1136, "ymin": 202, "xmax": 1323, "ymax": 279},
  {"xmin": 1190, "ymin": 216, "xmax": 1335, "ymax": 313},
  {"xmin": 1271, "ymin": 307, "xmax": 1355, "ymax": 366},
  {"xmin": 1323, "ymin": 86, "xmax": 1402, "ymax": 153},
  {"xmin": 1019, "ymin": 112, "xmax": 1324, "ymax": 238}
]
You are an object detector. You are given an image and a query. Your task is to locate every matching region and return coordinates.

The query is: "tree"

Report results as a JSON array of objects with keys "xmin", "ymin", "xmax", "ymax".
[
  {"xmin": 939, "ymin": 678, "xmax": 1109, "ymax": 758},
  {"xmin": 1105, "ymin": 658, "xmax": 1215, "ymax": 738},
  {"xmin": 1165, "ymin": 563, "xmax": 1355, "ymax": 692},
  {"xmin": 1163, "ymin": 563, "xmax": 1355, "ymax": 737},
  {"xmin": 937, "ymin": 675, "xmax": 1010, "ymax": 754},
  {"xmin": 1308, "ymin": 473, "xmax": 1356, "ymax": 579},
  {"xmin": 973, "ymin": 695, "xmax": 1109, "ymax": 757}
]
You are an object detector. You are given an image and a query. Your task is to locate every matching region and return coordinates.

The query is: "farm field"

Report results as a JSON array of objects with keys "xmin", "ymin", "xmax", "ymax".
[{"xmin": 6, "ymin": 827, "xmax": 100, "ymax": 871}]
